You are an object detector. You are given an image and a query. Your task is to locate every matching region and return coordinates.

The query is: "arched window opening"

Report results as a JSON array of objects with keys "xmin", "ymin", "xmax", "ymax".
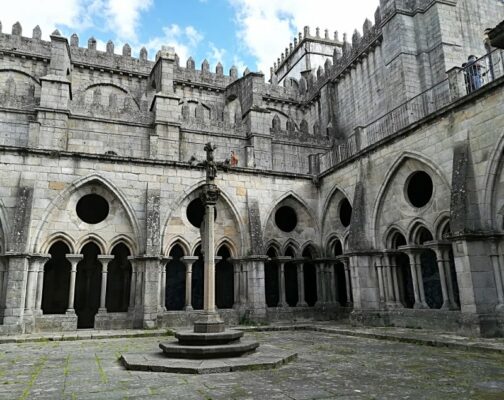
[
  {"xmin": 265, "ymin": 247, "xmax": 279, "ymax": 307},
  {"xmin": 191, "ymin": 246, "xmax": 204, "ymax": 310},
  {"xmin": 42, "ymin": 241, "xmax": 71, "ymax": 314},
  {"xmin": 333, "ymin": 239, "xmax": 343, "ymax": 256},
  {"xmin": 302, "ymin": 247, "xmax": 317, "ymax": 307},
  {"xmin": 106, "ymin": 243, "xmax": 131, "ymax": 313},
  {"xmin": 284, "ymin": 247, "xmax": 298, "ymax": 307},
  {"xmin": 420, "ymin": 249, "xmax": 443, "ymax": 309},
  {"xmin": 416, "ymin": 227, "xmax": 433, "ymax": 245},
  {"xmin": 75, "ymin": 242, "xmax": 101, "ymax": 329},
  {"xmin": 165, "ymin": 244, "xmax": 186, "ymax": 311},
  {"xmin": 216, "ymin": 245, "xmax": 234, "ymax": 309}
]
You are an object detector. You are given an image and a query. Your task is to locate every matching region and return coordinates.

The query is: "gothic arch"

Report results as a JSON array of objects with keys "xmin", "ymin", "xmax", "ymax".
[
  {"xmin": 281, "ymin": 239, "xmax": 300, "ymax": 256},
  {"xmin": 483, "ymin": 131, "xmax": 504, "ymax": 230},
  {"xmin": 216, "ymin": 238, "xmax": 238, "ymax": 258},
  {"xmin": 76, "ymin": 234, "xmax": 107, "ymax": 254},
  {"xmin": 300, "ymin": 241, "xmax": 320, "ymax": 258},
  {"xmin": 321, "ymin": 185, "xmax": 353, "ymax": 226},
  {"xmin": 107, "ymin": 235, "xmax": 137, "ymax": 255},
  {"xmin": 39, "ymin": 232, "xmax": 76, "ymax": 254},
  {"xmin": 325, "ymin": 233, "xmax": 343, "ymax": 255},
  {"xmin": 0, "ymin": 68, "xmax": 41, "ymax": 85},
  {"xmin": 371, "ymin": 151, "xmax": 450, "ymax": 247},
  {"xmin": 165, "ymin": 236, "xmax": 191, "ymax": 257},
  {"xmin": 408, "ymin": 220, "xmax": 433, "ymax": 245},
  {"xmin": 433, "ymin": 212, "xmax": 451, "ymax": 240},
  {"xmin": 32, "ymin": 174, "xmax": 142, "ymax": 253},
  {"xmin": 161, "ymin": 180, "xmax": 245, "ymax": 256},
  {"xmin": 81, "ymin": 82, "xmax": 141, "ymax": 110},
  {"xmin": 264, "ymin": 239, "xmax": 282, "ymax": 255},
  {"xmin": 383, "ymin": 225, "xmax": 408, "ymax": 249}
]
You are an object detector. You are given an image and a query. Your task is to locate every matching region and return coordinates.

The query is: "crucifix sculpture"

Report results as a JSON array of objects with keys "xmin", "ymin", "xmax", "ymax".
[{"xmin": 194, "ymin": 142, "xmax": 231, "ymax": 333}]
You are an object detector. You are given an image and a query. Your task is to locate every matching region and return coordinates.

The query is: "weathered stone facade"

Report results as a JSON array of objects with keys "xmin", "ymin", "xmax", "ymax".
[{"xmin": 0, "ymin": 0, "xmax": 504, "ymax": 337}]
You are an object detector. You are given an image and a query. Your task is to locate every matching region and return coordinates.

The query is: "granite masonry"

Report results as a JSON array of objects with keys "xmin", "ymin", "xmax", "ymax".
[{"xmin": 0, "ymin": 0, "xmax": 504, "ymax": 338}]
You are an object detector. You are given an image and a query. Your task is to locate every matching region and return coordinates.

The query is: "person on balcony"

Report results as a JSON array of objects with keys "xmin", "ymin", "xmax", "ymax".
[{"xmin": 466, "ymin": 55, "xmax": 486, "ymax": 93}]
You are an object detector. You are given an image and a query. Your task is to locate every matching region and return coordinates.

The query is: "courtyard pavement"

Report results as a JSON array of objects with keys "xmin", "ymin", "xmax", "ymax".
[{"xmin": 0, "ymin": 325, "xmax": 503, "ymax": 399}]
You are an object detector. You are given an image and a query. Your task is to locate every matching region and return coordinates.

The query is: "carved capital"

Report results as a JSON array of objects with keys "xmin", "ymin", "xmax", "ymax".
[{"xmin": 200, "ymin": 184, "xmax": 220, "ymax": 205}]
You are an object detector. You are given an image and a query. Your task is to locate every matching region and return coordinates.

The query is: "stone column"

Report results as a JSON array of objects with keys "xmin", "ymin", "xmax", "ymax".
[
  {"xmin": 490, "ymin": 240, "xmax": 504, "ymax": 312},
  {"xmin": 181, "ymin": 256, "xmax": 198, "ymax": 311},
  {"xmin": 97, "ymin": 255, "xmax": 114, "ymax": 313},
  {"xmin": 328, "ymin": 261, "xmax": 338, "ymax": 305},
  {"xmin": 296, "ymin": 261, "xmax": 307, "ymax": 307},
  {"xmin": 375, "ymin": 255, "xmax": 386, "ymax": 307},
  {"xmin": 158, "ymin": 257, "xmax": 171, "ymax": 312},
  {"xmin": 442, "ymin": 248, "xmax": 458, "ymax": 310},
  {"xmin": 386, "ymin": 252, "xmax": 403, "ymax": 308},
  {"xmin": 65, "ymin": 254, "xmax": 83, "ymax": 314},
  {"xmin": 431, "ymin": 245, "xmax": 451, "ymax": 310},
  {"xmin": 127, "ymin": 256, "xmax": 137, "ymax": 312},
  {"xmin": 30, "ymin": 255, "xmax": 51, "ymax": 316},
  {"xmin": 400, "ymin": 247, "xmax": 427, "ymax": 309},
  {"xmin": 315, "ymin": 263, "xmax": 323, "ymax": 306},
  {"xmin": 414, "ymin": 252, "xmax": 428, "ymax": 308},
  {"xmin": 343, "ymin": 258, "xmax": 353, "ymax": 307},
  {"xmin": 239, "ymin": 262, "xmax": 248, "ymax": 306},
  {"xmin": 274, "ymin": 257, "xmax": 290, "ymax": 307}
]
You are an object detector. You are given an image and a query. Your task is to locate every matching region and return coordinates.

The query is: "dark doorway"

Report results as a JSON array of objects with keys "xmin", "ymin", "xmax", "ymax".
[
  {"xmin": 302, "ymin": 247, "xmax": 317, "ymax": 307},
  {"xmin": 75, "ymin": 242, "xmax": 101, "ymax": 328},
  {"xmin": 106, "ymin": 243, "xmax": 131, "ymax": 312},
  {"xmin": 191, "ymin": 246, "xmax": 204, "ymax": 310},
  {"xmin": 265, "ymin": 247, "xmax": 279, "ymax": 307},
  {"xmin": 216, "ymin": 246, "xmax": 234, "ymax": 309},
  {"xmin": 284, "ymin": 247, "xmax": 298, "ymax": 307},
  {"xmin": 421, "ymin": 249, "xmax": 443, "ymax": 309},
  {"xmin": 42, "ymin": 241, "xmax": 71, "ymax": 314},
  {"xmin": 166, "ymin": 244, "xmax": 186, "ymax": 310}
]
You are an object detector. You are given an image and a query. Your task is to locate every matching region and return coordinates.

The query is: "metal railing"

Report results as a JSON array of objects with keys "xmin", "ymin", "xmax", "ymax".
[{"xmin": 319, "ymin": 49, "xmax": 504, "ymax": 173}]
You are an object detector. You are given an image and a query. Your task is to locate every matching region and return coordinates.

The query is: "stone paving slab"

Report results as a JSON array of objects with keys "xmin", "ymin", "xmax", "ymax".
[
  {"xmin": 121, "ymin": 343, "xmax": 297, "ymax": 374},
  {"xmin": 0, "ymin": 330, "xmax": 503, "ymax": 399}
]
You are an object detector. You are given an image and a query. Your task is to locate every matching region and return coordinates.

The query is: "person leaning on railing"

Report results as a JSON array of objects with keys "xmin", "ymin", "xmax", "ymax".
[{"xmin": 464, "ymin": 55, "xmax": 487, "ymax": 93}]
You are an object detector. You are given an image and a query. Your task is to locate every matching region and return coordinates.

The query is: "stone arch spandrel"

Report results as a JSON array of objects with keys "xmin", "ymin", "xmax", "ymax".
[
  {"xmin": 162, "ymin": 182, "xmax": 244, "ymax": 257},
  {"xmin": 263, "ymin": 192, "xmax": 319, "ymax": 254},
  {"xmin": 321, "ymin": 185, "xmax": 353, "ymax": 253},
  {"xmin": 371, "ymin": 152, "xmax": 451, "ymax": 248},
  {"xmin": 32, "ymin": 174, "xmax": 142, "ymax": 254}
]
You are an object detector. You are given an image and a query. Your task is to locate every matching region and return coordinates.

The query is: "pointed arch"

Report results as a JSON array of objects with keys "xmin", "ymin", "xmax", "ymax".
[
  {"xmin": 32, "ymin": 173, "xmax": 142, "ymax": 253},
  {"xmin": 76, "ymin": 234, "xmax": 107, "ymax": 254},
  {"xmin": 165, "ymin": 236, "xmax": 191, "ymax": 257},
  {"xmin": 383, "ymin": 225, "xmax": 408, "ymax": 249},
  {"xmin": 408, "ymin": 220, "xmax": 433, "ymax": 245},
  {"xmin": 321, "ymin": 184, "xmax": 353, "ymax": 229},
  {"xmin": 264, "ymin": 239, "xmax": 282, "ymax": 255},
  {"xmin": 263, "ymin": 190, "xmax": 320, "ymax": 239},
  {"xmin": 161, "ymin": 180, "xmax": 245, "ymax": 256},
  {"xmin": 371, "ymin": 151, "xmax": 450, "ymax": 247},
  {"xmin": 82, "ymin": 82, "xmax": 140, "ymax": 109},
  {"xmin": 433, "ymin": 212, "xmax": 451, "ymax": 240},
  {"xmin": 107, "ymin": 235, "xmax": 137, "ymax": 255},
  {"xmin": 0, "ymin": 68, "xmax": 41, "ymax": 85},
  {"xmin": 300, "ymin": 241, "xmax": 320, "ymax": 258},
  {"xmin": 282, "ymin": 238, "xmax": 300, "ymax": 257},
  {"xmin": 39, "ymin": 232, "xmax": 76, "ymax": 254},
  {"xmin": 483, "ymin": 131, "xmax": 504, "ymax": 229},
  {"xmin": 216, "ymin": 238, "xmax": 237, "ymax": 258}
]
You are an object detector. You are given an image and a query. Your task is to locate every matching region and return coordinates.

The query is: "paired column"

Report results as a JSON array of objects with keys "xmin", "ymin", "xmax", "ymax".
[
  {"xmin": 431, "ymin": 244, "xmax": 455, "ymax": 310},
  {"xmin": 400, "ymin": 247, "xmax": 428, "ymax": 309},
  {"xmin": 127, "ymin": 256, "xmax": 138, "ymax": 312},
  {"xmin": 157, "ymin": 257, "xmax": 171, "ymax": 312},
  {"xmin": 65, "ymin": 254, "xmax": 83, "ymax": 314},
  {"xmin": 375, "ymin": 255, "xmax": 386, "ymax": 306},
  {"xmin": 97, "ymin": 255, "xmax": 114, "ymax": 313},
  {"xmin": 274, "ymin": 257, "xmax": 290, "ymax": 307},
  {"xmin": 384, "ymin": 252, "xmax": 403, "ymax": 308},
  {"xmin": 25, "ymin": 254, "xmax": 51, "ymax": 316},
  {"xmin": 182, "ymin": 256, "xmax": 198, "ymax": 311}
]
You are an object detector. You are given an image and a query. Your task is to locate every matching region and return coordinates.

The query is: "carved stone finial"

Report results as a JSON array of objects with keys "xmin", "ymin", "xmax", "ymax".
[
  {"xmin": 106, "ymin": 40, "xmax": 114, "ymax": 55},
  {"xmin": 304, "ymin": 26, "xmax": 310, "ymax": 38},
  {"xmin": 174, "ymin": 53, "xmax": 180, "ymax": 66},
  {"xmin": 281, "ymin": 52, "xmax": 285, "ymax": 62},
  {"xmin": 230, "ymin": 65, "xmax": 238, "ymax": 80},
  {"xmin": 324, "ymin": 29, "xmax": 329, "ymax": 40},
  {"xmin": 32, "ymin": 25, "xmax": 41, "ymax": 40},
  {"xmin": 201, "ymin": 59, "xmax": 210, "ymax": 72},
  {"xmin": 375, "ymin": 6, "xmax": 382, "ymax": 27},
  {"xmin": 51, "ymin": 29, "xmax": 61, "ymax": 36},
  {"xmin": 324, "ymin": 58, "xmax": 332, "ymax": 72},
  {"xmin": 88, "ymin": 37, "xmax": 97, "ymax": 51},
  {"xmin": 123, "ymin": 43, "xmax": 131, "ymax": 57},
  {"xmin": 317, "ymin": 65, "xmax": 324, "ymax": 79},
  {"xmin": 333, "ymin": 47, "xmax": 342, "ymax": 62},
  {"xmin": 285, "ymin": 47, "xmax": 289, "ymax": 57},
  {"xmin": 334, "ymin": 31, "xmax": 339, "ymax": 41},
  {"xmin": 352, "ymin": 29, "xmax": 362, "ymax": 47},
  {"xmin": 316, "ymin": 27, "xmax": 320, "ymax": 38},
  {"xmin": 363, "ymin": 18, "xmax": 373, "ymax": 35},
  {"xmin": 140, "ymin": 46, "xmax": 148, "ymax": 61},
  {"xmin": 186, "ymin": 57, "xmax": 195, "ymax": 70},
  {"xmin": 243, "ymin": 67, "xmax": 250, "ymax": 76},
  {"xmin": 12, "ymin": 22, "xmax": 22, "ymax": 36},
  {"xmin": 298, "ymin": 32, "xmax": 302, "ymax": 42},
  {"xmin": 70, "ymin": 33, "xmax": 79, "ymax": 47},
  {"xmin": 294, "ymin": 37, "xmax": 298, "ymax": 47},
  {"xmin": 216, "ymin": 62, "xmax": 223, "ymax": 76}
]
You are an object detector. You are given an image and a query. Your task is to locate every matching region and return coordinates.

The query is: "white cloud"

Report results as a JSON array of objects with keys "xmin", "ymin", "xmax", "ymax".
[
  {"xmin": 207, "ymin": 42, "xmax": 226, "ymax": 67},
  {"xmin": 105, "ymin": 0, "xmax": 153, "ymax": 42},
  {"xmin": 229, "ymin": 0, "xmax": 379, "ymax": 72},
  {"xmin": 142, "ymin": 24, "xmax": 204, "ymax": 63}
]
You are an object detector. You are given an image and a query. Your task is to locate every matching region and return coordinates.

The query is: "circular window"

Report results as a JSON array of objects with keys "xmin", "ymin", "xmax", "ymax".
[
  {"xmin": 339, "ymin": 198, "xmax": 352, "ymax": 227},
  {"xmin": 406, "ymin": 171, "xmax": 433, "ymax": 208},
  {"xmin": 275, "ymin": 206, "xmax": 297, "ymax": 232},
  {"xmin": 187, "ymin": 198, "xmax": 217, "ymax": 228},
  {"xmin": 76, "ymin": 194, "xmax": 109, "ymax": 224}
]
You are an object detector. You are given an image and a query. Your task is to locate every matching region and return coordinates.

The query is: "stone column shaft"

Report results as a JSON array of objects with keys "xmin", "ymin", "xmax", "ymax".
[
  {"xmin": 296, "ymin": 263, "xmax": 307, "ymax": 307},
  {"xmin": 278, "ymin": 262, "xmax": 288, "ymax": 307},
  {"xmin": 239, "ymin": 264, "xmax": 247, "ymax": 305},
  {"xmin": 329, "ymin": 263, "xmax": 338, "ymax": 305},
  {"xmin": 98, "ymin": 255, "xmax": 114, "ymax": 313},
  {"xmin": 182, "ymin": 256, "xmax": 198, "ymax": 311},
  {"xmin": 203, "ymin": 203, "xmax": 216, "ymax": 312},
  {"xmin": 344, "ymin": 261, "xmax": 352, "ymax": 306},
  {"xmin": 442, "ymin": 249, "xmax": 457, "ymax": 309},
  {"xmin": 377, "ymin": 264, "xmax": 385, "ymax": 305},
  {"xmin": 66, "ymin": 255, "xmax": 83, "ymax": 314},
  {"xmin": 128, "ymin": 257, "xmax": 137, "ymax": 311},
  {"xmin": 433, "ymin": 248, "xmax": 451, "ymax": 310},
  {"xmin": 24, "ymin": 260, "xmax": 40, "ymax": 315},
  {"xmin": 415, "ymin": 253, "xmax": 428, "ymax": 308}
]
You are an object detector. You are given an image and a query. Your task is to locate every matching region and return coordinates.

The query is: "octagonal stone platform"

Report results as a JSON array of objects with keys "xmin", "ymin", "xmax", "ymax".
[{"xmin": 120, "ymin": 343, "xmax": 297, "ymax": 374}]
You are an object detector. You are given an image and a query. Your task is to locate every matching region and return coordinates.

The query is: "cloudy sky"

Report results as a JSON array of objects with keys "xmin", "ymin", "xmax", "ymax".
[{"xmin": 1, "ymin": 0, "xmax": 380, "ymax": 73}]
